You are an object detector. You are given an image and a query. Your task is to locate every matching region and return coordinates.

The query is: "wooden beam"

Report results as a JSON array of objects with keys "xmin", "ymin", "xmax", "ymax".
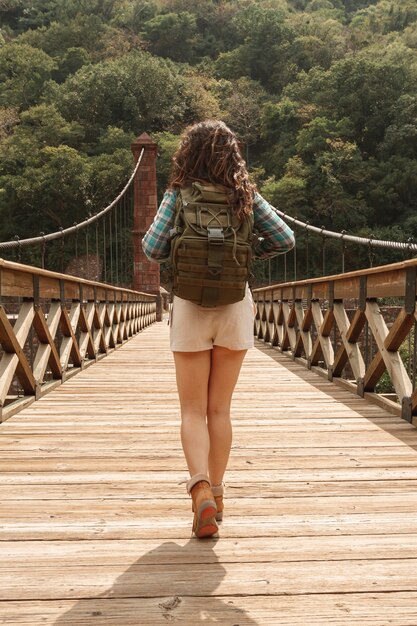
[
  {"xmin": 320, "ymin": 308, "xmax": 335, "ymax": 337},
  {"xmin": 59, "ymin": 304, "xmax": 82, "ymax": 370},
  {"xmin": 333, "ymin": 303, "xmax": 365, "ymax": 381},
  {"xmin": 311, "ymin": 302, "xmax": 334, "ymax": 370},
  {"xmin": 365, "ymin": 301, "xmax": 412, "ymax": 401},
  {"xmin": 346, "ymin": 309, "xmax": 366, "ymax": 343},
  {"xmin": 0, "ymin": 303, "xmax": 36, "ymax": 405},
  {"xmin": 364, "ymin": 308, "xmax": 415, "ymax": 391},
  {"xmin": 32, "ymin": 306, "xmax": 62, "ymax": 383},
  {"xmin": 295, "ymin": 302, "xmax": 313, "ymax": 359}
]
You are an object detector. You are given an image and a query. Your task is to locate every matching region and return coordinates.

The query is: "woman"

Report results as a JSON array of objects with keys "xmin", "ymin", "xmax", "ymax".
[{"xmin": 142, "ymin": 120, "xmax": 295, "ymax": 538}]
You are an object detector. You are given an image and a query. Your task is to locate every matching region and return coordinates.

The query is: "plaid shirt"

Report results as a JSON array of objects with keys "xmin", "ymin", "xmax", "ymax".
[{"xmin": 142, "ymin": 189, "xmax": 295, "ymax": 262}]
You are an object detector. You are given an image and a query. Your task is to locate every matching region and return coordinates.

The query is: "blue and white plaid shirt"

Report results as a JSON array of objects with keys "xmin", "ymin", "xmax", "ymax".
[{"xmin": 142, "ymin": 189, "xmax": 295, "ymax": 262}]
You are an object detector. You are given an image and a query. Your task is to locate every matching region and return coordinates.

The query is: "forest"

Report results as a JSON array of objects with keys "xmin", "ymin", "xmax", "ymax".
[{"xmin": 0, "ymin": 0, "xmax": 416, "ymax": 275}]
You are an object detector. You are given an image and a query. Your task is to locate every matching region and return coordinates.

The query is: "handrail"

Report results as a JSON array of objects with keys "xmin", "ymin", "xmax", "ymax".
[
  {"xmin": 253, "ymin": 256, "xmax": 417, "ymax": 297},
  {"xmin": 0, "ymin": 257, "xmax": 152, "ymax": 298},
  {"xmin": 0, "ymin": 258, "xmax": 157, "ymax": 423},
  {"xmin": 253, "ymin": 257, "xmax": 417, "ymax": 424}
]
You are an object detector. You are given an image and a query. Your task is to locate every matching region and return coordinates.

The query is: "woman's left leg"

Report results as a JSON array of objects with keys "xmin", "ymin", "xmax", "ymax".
[
  {"xmin": 173, "ymin": 350, "xmax": 212, "ymax": 477},
  {"xmin": 173, "ymin": 349, "xmax": 219, "ymax": 537}
]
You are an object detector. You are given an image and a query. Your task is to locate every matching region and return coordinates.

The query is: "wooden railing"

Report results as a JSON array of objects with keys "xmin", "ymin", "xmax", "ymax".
[
  {"xmin": 0, "ymin": 259, "xmax": 157, "ymax": 422},
  {"xmin": 253, "ymin": 258, "xmax": 417, "ymax": 425}
]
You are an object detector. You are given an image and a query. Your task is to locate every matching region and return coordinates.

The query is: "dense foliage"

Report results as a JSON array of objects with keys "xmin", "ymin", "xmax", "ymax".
[{"xmin": 0, "ymin": 0, "xmax": 416, "ymax": 276}]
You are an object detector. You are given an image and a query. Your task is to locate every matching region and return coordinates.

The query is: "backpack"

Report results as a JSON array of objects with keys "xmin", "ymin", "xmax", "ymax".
[{"xmin": 169, "ymin": 182, "xmax": 254, "ymax": 307}]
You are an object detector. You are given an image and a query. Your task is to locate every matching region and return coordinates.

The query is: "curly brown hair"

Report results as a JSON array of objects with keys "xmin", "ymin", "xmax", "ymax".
[{"xmin": 169, "ymin": 120, "xmax": 256, "ymax": 220}]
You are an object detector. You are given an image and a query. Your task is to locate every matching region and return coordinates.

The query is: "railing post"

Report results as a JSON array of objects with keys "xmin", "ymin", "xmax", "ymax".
[{"xmin": 131, "ymin": 132, "xmax": 162, "ymax": 321}]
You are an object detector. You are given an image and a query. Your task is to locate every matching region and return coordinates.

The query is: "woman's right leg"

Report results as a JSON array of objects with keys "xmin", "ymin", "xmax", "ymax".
[{"xmin": 207, "ymin": 346, "xmax": 247, "ymax": 486}]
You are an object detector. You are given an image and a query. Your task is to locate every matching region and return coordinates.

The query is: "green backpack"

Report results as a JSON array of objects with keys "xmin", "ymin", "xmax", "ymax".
[{"xmin": 169, "ymin": 182, "xmax": 254, "ymax": 307}]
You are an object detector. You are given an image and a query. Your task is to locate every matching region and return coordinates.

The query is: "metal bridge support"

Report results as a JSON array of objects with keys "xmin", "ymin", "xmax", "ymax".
[{"xmin": 131, "ymin": 132, "xmax": 162, "ymax": 321}]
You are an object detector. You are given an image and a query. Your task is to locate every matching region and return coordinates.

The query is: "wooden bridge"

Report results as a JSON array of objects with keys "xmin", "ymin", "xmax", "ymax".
[{"xmin": 2, "ymin": 259, "xmax": 417, "ymax": 624}]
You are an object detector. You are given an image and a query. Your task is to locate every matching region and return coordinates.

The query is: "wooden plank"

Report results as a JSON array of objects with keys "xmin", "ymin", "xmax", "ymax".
[
  {"xmin": 3, "ymin": 534, "xmax": 417, "ymax": 566},
  {"xmin": 2, "ymin": 477, "xmax": 417, "ymax": 496},
  {"xmin": 1, "ymin": 594, "xmax": 417, "ymax": 626},
  {"xmin": 3, "ymin": 559, "xmax": 417, "ymax": 600},
  {"xmin": 3, "ymin": 453, "xmax": 417, "ymax": 471},
  {"xmin": 4, "ymin": 512, "xmax": 417, "ymax": 541},
  {"xmin": 3, "ymin": 493, "xmax": 417, "ymax": 516}
]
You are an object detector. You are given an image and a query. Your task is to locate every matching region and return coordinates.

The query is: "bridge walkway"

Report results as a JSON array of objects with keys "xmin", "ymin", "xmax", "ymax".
[{"xmin": 1, "ymin": 322, "xmax": 417, "ymax": 624}]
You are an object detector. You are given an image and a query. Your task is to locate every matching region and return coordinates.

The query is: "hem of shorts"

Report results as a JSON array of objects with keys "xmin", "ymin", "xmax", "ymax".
[{"xmin": 170, "ymin": 342, "xmax": 254, "ymax": 352}]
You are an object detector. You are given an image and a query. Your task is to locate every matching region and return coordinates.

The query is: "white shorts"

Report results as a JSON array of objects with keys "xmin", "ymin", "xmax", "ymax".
[{"xmin": 170, "ymin": 284, "xmax": 255, "ymax": 352}]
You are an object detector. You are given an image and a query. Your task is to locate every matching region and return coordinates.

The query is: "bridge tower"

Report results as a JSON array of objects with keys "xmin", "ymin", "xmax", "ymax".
[{"xmin": 131, "ymin": 132, "xmax": 162, "ymax": 320}]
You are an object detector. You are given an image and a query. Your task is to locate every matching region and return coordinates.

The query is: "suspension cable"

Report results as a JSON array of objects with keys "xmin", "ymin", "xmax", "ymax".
[{"xmin": 272, "ymin": 207, "xmax": 417, "ymax": 253}]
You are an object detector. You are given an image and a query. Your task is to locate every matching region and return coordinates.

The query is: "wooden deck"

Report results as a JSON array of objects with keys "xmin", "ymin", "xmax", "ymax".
[{"xmin": 2, "ymin": 321, "xmax": 417, "ymax": 625}]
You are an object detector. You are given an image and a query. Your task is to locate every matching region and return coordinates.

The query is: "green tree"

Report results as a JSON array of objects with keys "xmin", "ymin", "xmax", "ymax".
[
  {"xmin": 94, "ymin": 126, "xmax": 135, "ymax": 155},
  {"xmin": 216, "ymin": 4, "xmax": 294, "ymax": 93},
  {"xmin": 17, "ymin": 14, "xmax": 106, "ymax": 56},
  {"xmin": 111, "ymin": 0, "xmax": 157, "ymax": 31},
  {"xmin": 218, "ymin": 78, "xmax": 267, "ymax": 163},
  {"xmin": 160, "ymin": 0, "xmax": 242, "ymax": 58},
  {"xmin": 89, "ymin": 148, "xmax": 133, "ymax": 212},
  {"xmin": 261, "ymin": 156, "xmax": 309, "ymax": 216},
  {"xmin": 0, "ymin": 43, "xmax": 56, "ymax": 109},
  {"xmin": 141, "ymin": 12, "xmax": 198, "ymax": 63},
  {"xmin": 152, "ymin": 130, "xmax": 180, "ymax": 196},
  {"xmin": 284, "ymin": 50, "xmax": 416, "ymax": 156},
  {"xmin": 340, "ymin": 0, "xmax": 379, "ymax": 15},
  {"xmin": 380, "ymin": 94, "xmax": 417, "ymax": 159},
  {"xmin": 48, "ymin": 51, "xmax": 192, "ymax": 141},
  {"xmin": 0, "ymin": 0, "xmax": 26, "ymax": 30},
  {"xmin": 15, "ymin": 0, "xmax": 119, "ymax": 28},
  {"xmin": 351, "ymin": 0, "xmax": 417, "ymax": 35},
  {"xmin": 0, "ymin": 145, "xmax": 91, "ymax": 240}
]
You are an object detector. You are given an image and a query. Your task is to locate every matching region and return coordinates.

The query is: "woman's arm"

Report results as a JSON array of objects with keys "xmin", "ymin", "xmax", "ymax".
[
  {"xmin": 252, "ymin": 192, "xmax": 295, "ymax": 259},
  {"xmin": 142, "ymin": 189, "xmax": 177, "ymax": 262}
]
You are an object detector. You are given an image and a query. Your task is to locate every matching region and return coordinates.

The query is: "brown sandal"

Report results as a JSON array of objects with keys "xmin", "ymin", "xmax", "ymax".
[{"xmin": 186, "ymin": 474, "xmax": 218, "ymax": 538}]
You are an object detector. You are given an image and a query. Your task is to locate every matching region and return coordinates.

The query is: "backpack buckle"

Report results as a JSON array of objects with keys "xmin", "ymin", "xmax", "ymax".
[
  {"xmin": 169, "ymin": 226, "xmax": 182, "ymax": 239},
  {"xmin": 207, "ymin": 228, "xmax": 224, "ymax": 272},
  {"xmin": 207, "ymin": 228, "xmax": 224, "ymax": 243}
]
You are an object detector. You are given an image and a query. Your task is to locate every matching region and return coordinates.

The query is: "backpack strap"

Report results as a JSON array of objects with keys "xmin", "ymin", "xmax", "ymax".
[{"xmin": 207, "ymin": 226, "xmax": 224, "ymax": 275}]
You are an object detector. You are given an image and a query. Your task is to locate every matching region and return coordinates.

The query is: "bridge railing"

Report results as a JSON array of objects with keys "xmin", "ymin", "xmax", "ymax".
[
  {"xmin": 0, "ymin": 258, "xmax": 157, "ymax": 422},
  {"xmin": 253, "ymin": 257, "xmax": 417, "ymax": 424}
]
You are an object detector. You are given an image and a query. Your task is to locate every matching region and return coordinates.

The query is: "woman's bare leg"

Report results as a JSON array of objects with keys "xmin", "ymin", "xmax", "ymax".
[
  {"xmin": 173, "ymin": 350, "xmax": 212, "ymax": 477},
  {"xmin": 207, "ymin": 346, "xmax": 247, "ymax": 486}
]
